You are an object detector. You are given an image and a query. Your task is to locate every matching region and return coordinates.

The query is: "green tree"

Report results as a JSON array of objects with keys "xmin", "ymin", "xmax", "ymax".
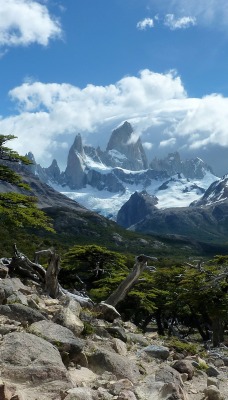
[
  {"xmin": 60, "ymin": 244, "xmax": 131, "ymax": 300},
  {"xmin": 0, "ymin": 134, "xmax": 53, "ymax": 231},
  {"xmin": 179, "ymin": 259, "xmax": 228, "ymax": 346}
]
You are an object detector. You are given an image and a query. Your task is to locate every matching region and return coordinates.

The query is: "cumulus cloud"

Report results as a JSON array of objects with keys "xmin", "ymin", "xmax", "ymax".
[
  {"xmin": 164, "ymin": 14, "xmax": 196, "ymax": 30},
  {"xmin": 0, "ymin": 70, "xmax": 185, "ymax": 163},
  {"xmin": 150, "ymin": 0, "xmax": 228, "ymax": 28},
  {"xmin": 0, "ymin": 0, "xmax": 61, "ymax": 47},
  {"xmin": 160, "ymin": 138, "xmax": 176, "ymax": 147},
  {"xmin": 2, "ymin": 69, "xmax": 228, "ymax": 174},
  {"xmin": 143, "ymin": 142, "xmax": 153, "ymax": 150},
  {"xmin": 174, "ymin": 94, "xmax": 228, "ymax": 148},
  {"xmin": 137, "ymin": 18, "xmax": 154, "ymax": 30}
]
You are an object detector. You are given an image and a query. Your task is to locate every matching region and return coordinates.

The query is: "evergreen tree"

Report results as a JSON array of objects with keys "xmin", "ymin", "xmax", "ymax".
[{"xmin": 0, "ymin": 134, "xmax": 53, "ymax": 231}]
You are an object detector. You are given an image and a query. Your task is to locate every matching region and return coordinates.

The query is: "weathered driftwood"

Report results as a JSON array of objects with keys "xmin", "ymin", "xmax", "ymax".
[
  {"xmin": 9, "ymin": 244, "xmax": 46, "ymax": 282},
  {"xmin": 35, "ymin": 249, "xmax": 61, "ymax": 298},
  {"xmin": 105, "ymin": 254, "xmax": 157, "ymax": 307},
  {"xmin": 9, "ymin": 245, "xmax": 94, "ymax": 306}
]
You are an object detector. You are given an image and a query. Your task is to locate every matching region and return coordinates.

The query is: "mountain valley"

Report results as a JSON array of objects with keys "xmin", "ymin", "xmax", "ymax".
[{"xmin": 25, "ymin": 121, "xmax": 228, "ymax": 245}]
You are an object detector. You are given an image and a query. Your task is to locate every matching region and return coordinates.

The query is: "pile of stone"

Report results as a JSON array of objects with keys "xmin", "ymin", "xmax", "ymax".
[{"xmin": 0, "ymin": 276, "xmax": 227, "ymax": 400}]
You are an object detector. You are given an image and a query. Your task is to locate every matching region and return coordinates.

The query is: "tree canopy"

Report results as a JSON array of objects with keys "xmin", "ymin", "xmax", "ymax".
[{"xmin": 0, "ymin": 134, "xmax": 53, "ymax": 231}]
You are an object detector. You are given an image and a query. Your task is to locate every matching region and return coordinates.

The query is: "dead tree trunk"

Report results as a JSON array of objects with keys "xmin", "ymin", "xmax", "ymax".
[
  {"xmin": 105, "ymin": 254, "xmax": 156, "ymax": 307},
  {"xmin": 9, "ymin": 244, "xmax": 46, "ymax": 282},
  {"xmin": 35, "ymin": 250, "xmax": 61, "ymax": 298}
]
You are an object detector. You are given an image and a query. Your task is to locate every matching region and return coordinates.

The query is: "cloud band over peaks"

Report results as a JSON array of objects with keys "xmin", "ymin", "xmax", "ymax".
[{"xmin": 2, "ymin": 70, "xmax": 228, "ymax": 168}]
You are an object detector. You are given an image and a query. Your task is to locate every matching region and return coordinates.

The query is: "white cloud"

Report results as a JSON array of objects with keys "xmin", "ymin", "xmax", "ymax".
[
  {"xmin": 0, "ymin": 70, "xmax": 185, "ymax": 163},
  {"xmin": 143, "ymin": 142, "xmax": 153, "ymax": 150},
  {"xmin": 174, "ymin": 94, "xmax": 228, "ymax": 148},
  {"xmin": 137, "ymin": 18, "xmax": 154, "ymax": 30},
  {"xmin": 150, "ymin": 0, "xmax": 228, "ymax": 28},
  {"xmin": 160, "ymin": 138, "xmax": 176, "ymax": 147},
  {"xmin": 0, "ymin": 0, "xmax": 62, "ymax": 47},
  {"xmin": 164, "ymin": 14, "xmax": 196, "ymax": 30},
  {"xmin": 2, "ymin": 69, "xmax": 228, "ymax": 172}
]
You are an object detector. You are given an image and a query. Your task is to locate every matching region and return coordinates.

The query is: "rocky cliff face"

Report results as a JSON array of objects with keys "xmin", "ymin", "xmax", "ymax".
[
  {"xmin": 27, "ymin": 122, "xmax": 154, "ymax": 192},
  {"xmin": 116, "ymin": 188, "xmax": 228, "ymax": 244},
  {"xmin": 64, "ymin": 133, "xmax": 86, "ymax": 189},
  {"xmin": 106, "ymin": 121, "xmax": 148, "ymax": 170},
  {"xmin": 29, "ymin": 123, "xmax": 215, "ymax": 196},
  {"xmin": 117, "ymin": 191, "xmax": 158, "ymax": 228},
  {"xmin": 191, "ymin": 175, "xmax": 228, "ymax": 207},
  {"xmin": 150, "ymin": 152, "xmax": 213, "ymax": 179}
]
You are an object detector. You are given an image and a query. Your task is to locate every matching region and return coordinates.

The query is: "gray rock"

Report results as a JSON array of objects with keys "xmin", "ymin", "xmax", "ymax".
[
  {"xmin": 7, "ymin": 292, "xmax": 28, "ymax": 306},
  {"xmin": 0, "ymin": 324, "xmax": 19, "ymax": 335},
  {"xmin": 107, "ymin": 378, "xmax": 134, "ymax": 395},
  {"xmin": 64, "ymin": 387, "xmax": 94, "ymax": 400},
  {"xmin": 88, "ymin": 349, "xmax": 140, "ymax": 383},
  {"xmin": 112, "ymin": 338, "xmax": 128, "ymax": 356},
  {"xmin": 204, "ymin": 385, "xmax": 222, "ymax": 400},
  {"xmin": 155, "ymin": 365, "xmax": 184, "ymax": 388},
  {"xmin": 206, "ymin": 365, "xmax": 220, "ymax": 377},
  {"xmin": 117, "ymin": 390, "xmax": 137, "ymax": 400},
  {"xmin": 28, "ymin": 320, "xmax": 85, "ymax": 359},
  {"xmin": 0, "ymin": 304, "xmax": 46, "ymax": 325},
  {"xmin": 207, "ymin": 377, "xmax": 219, "ymax": 388},
  {"xmin": 127, "ymin": 333, "xmax": 149, "ymax": 347},
  {"xmin": 106, "ymin": 326, "xmax": 127, "ymax": 343},
  {"xmin": 53, "ymin": 298, "xmax": 84, "ymax": 336},
  {"xmin": 143, "ymin": 345, "xmax": 170, "ymax": 360},
  {"xmin": 0, "ymin": 277, "xmax": 32, "ymax": 305},
  {"xmin": 192, "ymin": 361, "xmax": 200, "ymax": 368},
  {"xmin": 160, "ymin": 382, "xmax": 189, "ymax": 400},
  {"xmin": 0, "ymin": 332, "xmax": 71, "ymax": 384},
  {"xmin": 95, "ymin": 302, "xmax": 121, "ymax": 322},
  {"xmin": 135, "ymin": 378, "xmax": 188, "ymax": 400},
  {"xmin": 172, "ymin": 359, "xmax": 194, "ymax": 380},
  {"xmin": 221, "ymin": 356, "xmax": 228, "ymax": 366}
]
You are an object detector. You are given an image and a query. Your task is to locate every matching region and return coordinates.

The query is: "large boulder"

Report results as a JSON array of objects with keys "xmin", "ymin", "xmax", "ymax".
[
  {"xmin": 87, "ymin": 349, "xmax": 140, "ymax": 383},
  {"xmin": 172, "ymin": 360, "xmax": 195, "ymax": 380},
  {"xmin": 0, "ymin": 278, "xmax": 32, "ymax": 305},
  {"xmin": 53, "ymin": 298, "xmax": 84, "ymax": 336},
  {"xmin": 0, "ymin": 303, "xmax": 46, "ymax": 325},
  {"xmin": 64, "ymin": 387, "xmax": 94, "ymax": 400},
  {"xmin": 142, "ymin": 345, "xmax": 170, "ymax": 360},
  {"xmin": 0, "ymin": 332, "xmax": 71, "ymax": 384},
  {"xmin": 155, "ymin": 365, "xmax": 184, "ymax": 387},
  {"xmin": 106, "ymin": 326, "xmax": 127, "ymax": 343},
  {"xmin": 28, "ymin": 320, "xmax": 85, "ymax": 360},
  {"xmin": 136, "ymin": 380, "xmax": 188, "ymax": 400}
]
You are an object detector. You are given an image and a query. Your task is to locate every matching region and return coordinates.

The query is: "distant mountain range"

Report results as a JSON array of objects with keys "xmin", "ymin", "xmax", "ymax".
[{"xmin": 24, "ymin": 121, "xmax": 228, "ymax": 244}]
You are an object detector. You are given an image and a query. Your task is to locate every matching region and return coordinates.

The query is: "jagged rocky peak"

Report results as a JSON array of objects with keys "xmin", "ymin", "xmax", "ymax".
[
  {"xmin": 192, "ymin": 174, "xmax": 228, "ymax": 207},
  {"xmin": 25, "ymin": 151, "xmax": 37, "ymax": 174},
  {"xmin": 72, "ymin": 133, "xmax": 84, "ymax": 156},
  {"xmin": 45, "ymin": 159, "xmax": 61, "ymax": 182},
  {"xmin": 150, "ymin": 152, "xmax": 213, "ymax": 179},
  {"xmin": 106, "ymin": 121, "xmax": 148, "ymax": 170},
  {"xmin": 64, "ymin": 133, "xmax": 86, "ymax": 189},
  {"xmin": 150, "ymin": 152, "xmax": 181, "ymax": 174}
]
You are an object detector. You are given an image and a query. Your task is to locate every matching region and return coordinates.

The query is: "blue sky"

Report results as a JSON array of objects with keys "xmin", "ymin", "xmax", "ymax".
[{"xmin": 1, "ymin": 0, "xmax": 228, "ymax": 175}]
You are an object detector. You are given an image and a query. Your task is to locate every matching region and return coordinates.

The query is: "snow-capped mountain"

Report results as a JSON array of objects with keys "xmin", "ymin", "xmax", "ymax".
[
  {"xmin": 27, "ymin": 121, "xmax": 218, "ymax": 220},
  {"xmin": 191, "ymin": 174, "xmax": 228, "ymax": 207}
]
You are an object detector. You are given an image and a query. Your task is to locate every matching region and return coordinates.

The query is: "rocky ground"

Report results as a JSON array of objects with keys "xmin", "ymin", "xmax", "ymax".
[{"xmin": 0, "ymin": 268, "xmax": 227, "ymax": 400}]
